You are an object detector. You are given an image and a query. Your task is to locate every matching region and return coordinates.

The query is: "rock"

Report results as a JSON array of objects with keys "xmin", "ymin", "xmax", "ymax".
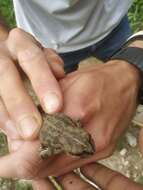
[
  {"xmin": 126, "ymin": 132, "xmax": 137, "ymax": 147},
  {"xmin": 120, "ymin": 148, "xmax": 127, "ymax": 156},
  {"xmin": 124, "ymin": 161, "xmax": 129, "ymax": 166}
]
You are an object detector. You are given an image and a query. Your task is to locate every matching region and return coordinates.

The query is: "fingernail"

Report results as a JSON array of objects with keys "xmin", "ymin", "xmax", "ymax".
[
  {"xmin": 10, "ymin": 140, "xmax": 24, "ymax": 152},
  {"xmin": 19, "ymin": 116, "xmax": 40, "ymax": 139},
  {"xmin": 43, "ymin": 92, "xmax": 60, "ymax": 113}
]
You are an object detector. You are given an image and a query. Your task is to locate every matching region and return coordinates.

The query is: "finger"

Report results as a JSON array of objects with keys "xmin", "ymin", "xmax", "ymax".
[
  {"xmin": 8, "ymin": 138, "xmax": 24, "ymax": 152},
  {"xmin": 0, "ymin": 98, "xmax": 20, "ymax": 139},
  {"xmin": 7, "ymin": 29, "xmax": 63, "ymax": 114},
  {"xmin": 0, "ymin": 141, "xmax": 39, "ymax": 178},
  {"xmin": 39, "ymin": 154, "xmax": 79, "ymax": 177},
  {"xmin": 0, "ymin": 139, "xmax": 56, "ymax": 178},
  {"xmin": 81, "ymin": 163, "xmax": 143, "ymax": 190},
  {"xmin": 44, "ymin": 48, "xmax": 64, "ymax": 67},
  {"xmin": 58, "ymin": 172, "xmax": 97, "ymax": 190},
  {"xmin": 61, "ymin": 73, "xmax": 98, "ymax": 122},
  {"xmin": 41, "ymin": 141, "xmax": 115, "ymax": 177},
  {"xmin": 0, "ymin": 56, "xmax": 41, "ymax": 140},
  {"xmin": 32, "ymin": 179, "xmax": 55, "ymax": 190},
  {"xmin": 44, "ymin": 48, "xmax": 65, "ymax": 79}
]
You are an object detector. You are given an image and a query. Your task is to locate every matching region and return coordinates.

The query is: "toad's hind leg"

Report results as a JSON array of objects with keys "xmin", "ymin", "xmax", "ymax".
[
  {"xmin": 40, "ymin": 147, "xmax": 63, "ymax": 159},
  {"xmin": 40, "ymin": 148, "xmax": 52, "ymax": 159}
]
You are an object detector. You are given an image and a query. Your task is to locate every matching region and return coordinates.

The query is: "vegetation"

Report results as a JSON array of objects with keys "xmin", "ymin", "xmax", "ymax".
[
  {"xmin": 128, "ymin": 0, "xmax": 143, "ymax": 32},
  {"xmin": 0, "ymin": 0, "xmax": 15, "ymax": 28},
  {"xmin": 0, "ymin": 0, "xmax": 143, "ymax": 189}
]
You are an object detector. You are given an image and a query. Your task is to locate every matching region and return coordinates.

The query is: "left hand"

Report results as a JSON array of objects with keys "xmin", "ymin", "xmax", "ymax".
[
  {"xmin": 0, "ymin": 60, "xmax": 139, "ymax": 179},
  {"xmin": 32, "ymin": 162, "xmax": 143, "ymax": 190},
  {"xmin": 33, "ymin": 128, "xmax": 143, "ymax": 190},
  {"xmin": 0, "ymin": 47, "xmax": 65, "ymax": 179},
  {"xmin": 43, "ymin": 60, "xmax": 141, "ymax": 176}
]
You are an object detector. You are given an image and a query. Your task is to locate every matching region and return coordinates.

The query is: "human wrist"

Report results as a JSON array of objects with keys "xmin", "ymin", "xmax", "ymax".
[
  {"xmin": 109, "ymin": 34, "xmax": 143, "ymax": 103},
  {"xmin": 106, "ymin": 60, "xmax": 141, "ymax": 92}
]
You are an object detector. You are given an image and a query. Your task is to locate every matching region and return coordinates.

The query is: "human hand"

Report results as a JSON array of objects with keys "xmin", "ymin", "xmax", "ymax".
[
  {"xmin": 42, "ymin": 60, "xmax": 141, "ymax": 176},
  {"xmin": 0, "ymin": 58, "xmax": 141, "ymax": 187},
  {"xmin": 41, "ymin": 132, "xmax": 142, "ymax": 190},
  {"xmin": 0, "ymin": 28, "xmax": 65, "ymax": 179},
  {"xmin": 2, "ymin": 123, "xmax": 141, "ymax": 188},
  {"xmin": 32, "ymin": 162, "xmax": 143, "ymax": 190},
  {"xmin": 0, "ymin": 28, "xmax": 64, "ymax": 143}
]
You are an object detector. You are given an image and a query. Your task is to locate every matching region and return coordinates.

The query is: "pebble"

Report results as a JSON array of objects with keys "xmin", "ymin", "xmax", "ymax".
[
  {"xmin": 133, "ymin": 173, "xmax": 137, "ymax": 178},
  {"xmin": 125, "ymin": 132, "xmax": 137, "ymax": 147},
  {"xmin": 120, "ymin": 148, "xmax": 127, "ymax": 156},
  {"xmin": 121, "ymin": 157, "xmax": 125, "ymax": 163},
  {"xmin": 126, "ymin": 171, "xmax": 131, "ymax": 178},
  {"xmin": 124, "ymin": 161, "xmax": 129, "ymax": 166}
]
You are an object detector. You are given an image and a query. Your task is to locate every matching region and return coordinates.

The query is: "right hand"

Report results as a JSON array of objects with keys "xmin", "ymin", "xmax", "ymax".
[{"xmin": 0, "ymin": 28, "xmax": 64, "ymax": 143}]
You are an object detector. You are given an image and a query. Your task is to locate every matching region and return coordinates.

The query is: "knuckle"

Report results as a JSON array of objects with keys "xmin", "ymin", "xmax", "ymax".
[
  {"xmin": 78, "ymin": 108, "xmax": 87, "ymax": 120},
  {"xmin": 7, "ymin": 96, "xmax": 23, "ymax": 109},
  {"xmin": 51, "ymin": 56, "xmax": 64, "ymax": 66},
  {"xmin": 17, "ymin": 167, "xmax": 33, "ymax": 179},
  {"xmin": 45, "ymin": 48, "xmax": 64, "ymax": 65},
  {"xmin": 18, "ymin": 45, "xmax": 42, "ymax": 63},
  {"xmin": 56, "ymin": 56, "xmax": 64, "ymax": 66},
  {"xmin": 8, "ymin": 28, "xmax": 37, "ymax": 52},
  {"xmin": 6, "ymin": 96, "xmax": 33, "ymax": 117},
  {"xmin": 9, "ymin": 28, "xmax": 24, "ymax": 40},
  {"xmin": 97, "ymin": 134, "xmax": 111, "ymax": 152}
]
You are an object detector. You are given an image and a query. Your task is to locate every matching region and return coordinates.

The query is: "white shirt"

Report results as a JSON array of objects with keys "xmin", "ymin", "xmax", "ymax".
[{"xmin": 13, "ymin": 0, "xmax": 133, "ymax": 53}]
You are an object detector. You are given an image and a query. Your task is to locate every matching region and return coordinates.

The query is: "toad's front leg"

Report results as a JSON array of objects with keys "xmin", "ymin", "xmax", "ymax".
[
  {"xmin": 40, "ymin": 147, "xmax": 52, "ymax": 159},
  {"xmin": 40, "ymin": 146, "xmax": 64, "ymax": 159}
]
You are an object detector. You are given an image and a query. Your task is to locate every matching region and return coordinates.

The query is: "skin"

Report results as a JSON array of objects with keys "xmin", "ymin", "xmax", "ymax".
[
  {"xmin": 32, "ymin": 129, "xmax": 143, "ymax": 190},
  {"xmin": 0, "ymin": 13, "xmax": 143, "ymax": 189},
  {"xmin": 0, "ymin": 27, "xmax": 64, "ymax": 141},
  {"xmin": 0, "ymin": 53, "xmax": 140, "ymax": 179}
]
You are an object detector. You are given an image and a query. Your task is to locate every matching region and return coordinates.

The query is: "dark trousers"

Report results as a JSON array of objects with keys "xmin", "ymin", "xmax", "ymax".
[{"xmin": 59, "ymin": 16, "xmax": 132, "ymax": 73}]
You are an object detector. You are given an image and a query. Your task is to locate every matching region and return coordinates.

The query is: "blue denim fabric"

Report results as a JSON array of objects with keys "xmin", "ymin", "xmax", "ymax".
[{"xmin": 59, "ymin": 16, "xmax": 132, "ymax": 73}]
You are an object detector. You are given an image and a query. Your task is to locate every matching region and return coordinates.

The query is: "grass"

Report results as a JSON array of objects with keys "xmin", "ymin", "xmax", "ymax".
[
  {"xmin": 0, "ymin": 0, "xmax": 16, "ymax": 28},
  {"xmin": 0, "ymin": 0, "xmax": 143, "ymax": 189},
  {"xmin": 128, "ymin": 0, "xmax": 143, "ymax": 32}
]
